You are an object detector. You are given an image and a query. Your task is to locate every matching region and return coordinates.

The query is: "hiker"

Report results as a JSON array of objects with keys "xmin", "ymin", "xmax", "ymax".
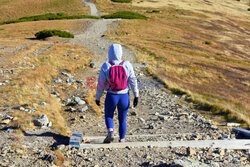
[{"xmin": 96, "ymin": 44, "xmax": 139, "ymax": 143}]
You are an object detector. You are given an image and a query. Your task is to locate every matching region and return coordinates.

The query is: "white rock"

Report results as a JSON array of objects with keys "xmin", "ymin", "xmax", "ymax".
[
  {"xmin": 226, "ymin": 122, "xmax": 240, "ymax": 127},
  {"xmin": 74, "ymin": 97, "xmax": 86, "ymax": 105},
  {"xmin": 78, "ymin": 106, "xmax": 88, "ymax": 112},
  {"xmin": 62, "ymin": 72, "xmax": 73, "ymax": 78},
  {"xmin": 34, "ymin": 114, "xmax": 50, "ymax": 127}
]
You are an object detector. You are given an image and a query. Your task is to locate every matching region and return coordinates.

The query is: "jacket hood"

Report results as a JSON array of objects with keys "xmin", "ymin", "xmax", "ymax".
[{"xmin": 108, "ymin": 44, "xmax": 122, "ymax": 62}]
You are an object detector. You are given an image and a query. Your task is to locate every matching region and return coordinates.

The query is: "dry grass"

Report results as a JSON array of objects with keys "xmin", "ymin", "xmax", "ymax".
[
  {"xmin": 0, "ymin": 20, "xmax": 92, "ymax": 134},
  {"xmin": 102, "ymin": 2, "xmax": 250, "ymax": 126},
  {"xmin": 132, "ymin": 0, "xmax": 250, "ymax": 18},
  {"xmin": 85, "ymin": 89, "xmax": 102, "ymax": 117},
  {"xmin": 1, "ymin": 44, "xmax": 92, "ymax": 134},
  {"xmin": 54, "ymin": 150, "xmax": 65, "ymax": 166},
  {"xmin": 0, "ymin": 0, "xmax": 89, "ymax": 22},
  {"xmin": 0, "ymin": 19, "xmax": 89, "ymax": 39}
]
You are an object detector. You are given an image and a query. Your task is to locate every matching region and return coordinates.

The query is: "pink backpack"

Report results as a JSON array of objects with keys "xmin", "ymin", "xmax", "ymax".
[{"xmin": 108, "ymin": 61, "xmax": 127, "ymax": 91}]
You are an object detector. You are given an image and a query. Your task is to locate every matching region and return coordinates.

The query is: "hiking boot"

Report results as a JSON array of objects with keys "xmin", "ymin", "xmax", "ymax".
[
  {"xmin": 103, "ymin": 131, "xmax": 114, "ymax": 143},
  {"xmin": 119, "ymin": 139, "xmax": 125, "ymax": 143}
]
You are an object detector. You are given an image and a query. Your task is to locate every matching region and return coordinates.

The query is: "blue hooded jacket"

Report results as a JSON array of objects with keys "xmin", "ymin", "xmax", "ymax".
[{"xmin": 96, "ymin": 44, "xmax": 139, "ymax": 100}]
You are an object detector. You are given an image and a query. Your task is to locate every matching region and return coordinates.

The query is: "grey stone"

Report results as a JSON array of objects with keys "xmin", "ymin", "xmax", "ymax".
[
  {"xmin": 62, "ymin": 72, "xmax": 73, "ymax": 78},
  {"xmin": 57, "ymin": 144, "xmax": 66, "ymax": 150},
  {"xmin": 17, "ymin": 106, "xmax": 25, "ymax": 111},
  {"xmin": 15, "ymin": 148, "xmax": 23, "ymax": 155},
  {"xmin": 158, "ymin": 115, "xmax": 168, "ymax": 121},
  {"xmin": 6, "ymin": 128, "xmax": 13, "ymax": 133},
  {"xmin": 34, "ymin": 114, "xmax": 51, "ymax": 127},
  {"xmin": 138, "ymin": 118, "xmax": 145, "ymax": 123},
  {"xmin": 210, "ymin": 161, "xmax": 220, "ymax": 167},
  {"xmin": 78, "ymin": 106, "xmax": 88, "ymax": 112},
  {"xmin": 66, "ymin": 78, "xmax": 75, "ymax": 84},
  {"xmin": 80, "ymin": 115, "xmax": 86, "ymax": 119},
  {"xmin": 67, "ymin": 107, "xmax": 76, "ymax": 112},
  {"xmin": 90, "ymin": 62, "xmax": 96, "ymax": 68},
  {"xmin": 74, "ymin": 97, "xmax": 86, "ymax": 105},
  {"xmin": 187, "ymin": 147, "xmax": 195, "ymax": 156},
  {"xmin": 54, "ymin": 78, "xmax": 63, "ymax": 83},
  {"xmin": 40, "ymin": 102, "xmax": 48, "ymax": 106}
]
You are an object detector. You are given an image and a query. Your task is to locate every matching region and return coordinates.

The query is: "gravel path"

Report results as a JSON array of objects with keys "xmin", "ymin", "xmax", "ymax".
[
  {"xmin": 63, "ymin": 3, "xmax": 249, "ymax": 167},
  {"xmin": 83, "ymin": 0, "xmax": 99, "ymax": 17},
  {"xmin": 0, "ymin": 2, "xmax": 249, "ymax": 167}
]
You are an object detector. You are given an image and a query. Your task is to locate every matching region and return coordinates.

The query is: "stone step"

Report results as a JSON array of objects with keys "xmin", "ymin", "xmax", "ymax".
[
  {"xmin": 83, "ymin": 132, "xmax": 208, "ymax": 140},
  {"xmin": 80, "ymin": 139, "xmax": 250, "ymax": 150}
]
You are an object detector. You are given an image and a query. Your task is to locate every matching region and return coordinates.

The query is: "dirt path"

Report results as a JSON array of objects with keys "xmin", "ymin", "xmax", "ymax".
[
  {"xmin": 83, "ymin": 0, "xmax": 99, "ymax": 17},
  {"xmin": 0, "ymin": 2, "xmax": 249, "ymax": 167}
]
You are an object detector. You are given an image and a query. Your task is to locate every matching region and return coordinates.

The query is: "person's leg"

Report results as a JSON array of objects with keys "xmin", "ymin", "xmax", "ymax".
[
  {"xmin": 105, "ymin": 93, "xmax": 119, "ymax": 132},
  {"xmin": 117, "ymin": 93, "xmax": 129, "ymax": 141}
]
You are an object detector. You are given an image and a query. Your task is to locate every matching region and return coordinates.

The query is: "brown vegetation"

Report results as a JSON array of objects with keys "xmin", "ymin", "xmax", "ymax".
[
  {"xmin": 99, "ymin": 0, "xmax": 250, "ymax": 127},
  {"xmin": 0, "ymin": 20, "xmax": 92, "ymax": 134},
  {"xmin": 0, "ymin": 0, "xmax": 89, "ymax": 22}
]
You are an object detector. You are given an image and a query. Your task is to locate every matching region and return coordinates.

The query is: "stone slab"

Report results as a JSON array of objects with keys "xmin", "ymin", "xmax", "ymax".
[{"xmin": 80, "ymin": 139, "xmax": 250, "ymax": 150}]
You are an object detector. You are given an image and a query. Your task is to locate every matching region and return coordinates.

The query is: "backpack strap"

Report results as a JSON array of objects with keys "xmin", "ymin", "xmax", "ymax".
[
  {"xmin": 119, "ymin": 61, "xmax": 124, "ymax": 65},
  {"xmin": 109, "ymin": 62, "xmax": 115, "ymax": 66}
]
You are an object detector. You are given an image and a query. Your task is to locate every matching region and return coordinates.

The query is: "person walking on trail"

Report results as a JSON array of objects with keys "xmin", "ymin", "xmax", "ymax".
[{"xmin": 95, "ymin": 43, "xmax": 139, "ymax": 143}]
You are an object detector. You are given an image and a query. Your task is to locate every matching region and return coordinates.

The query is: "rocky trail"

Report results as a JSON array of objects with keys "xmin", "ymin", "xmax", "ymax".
[{"xmin": 0, "ymin": 1, "xmax": 249, "ymax": 167}]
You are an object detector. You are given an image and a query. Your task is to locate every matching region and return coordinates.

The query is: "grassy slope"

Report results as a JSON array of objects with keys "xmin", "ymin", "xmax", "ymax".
[
  {"xmin": 0, "ymin": 0, "xmax": 89, "ymax": 22},
  {"xmin": 0, "ymin": 20, "xmax": 92, "ymax": 134},
  {"xmin": 97, "ymin": 0, "xmax": 250, "ymax": 127}
]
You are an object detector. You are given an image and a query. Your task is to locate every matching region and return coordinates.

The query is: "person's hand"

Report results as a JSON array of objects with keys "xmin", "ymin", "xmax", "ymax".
[
  {"xmin": 133, "ymin": 97, "xmax": 138, "ymax": 108},
  {"xmin": 96, "ymin": 100, "xmax": 100, "ymax": 106}
]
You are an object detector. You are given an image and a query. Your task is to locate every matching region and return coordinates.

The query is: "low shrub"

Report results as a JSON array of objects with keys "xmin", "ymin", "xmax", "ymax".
[
  {"xmin": 111, "ymin": 0, "xmax": 132, "ymax": 3},
  {"xmin": 205, "ymin": 41, "xmax": 212, "ymax": 45},
  {"xmin": 102, "ymin": 11, "xmax": 147, "ymax": 20},
  {"xmin": 35, "ymin": 30, "xmax": 74, "ymax": 39},
  {"xmin": 1, "ymin": 13, "xmax": 100, "ymax": 25}
]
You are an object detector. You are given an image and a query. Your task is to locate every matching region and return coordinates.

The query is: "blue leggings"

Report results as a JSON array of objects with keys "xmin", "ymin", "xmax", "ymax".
[{"xmin": 105, "ymin": 92, "xmax": 129, "ymax": 140}]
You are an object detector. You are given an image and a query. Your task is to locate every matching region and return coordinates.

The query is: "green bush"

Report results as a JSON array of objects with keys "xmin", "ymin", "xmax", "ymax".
[
  {"xmin": 0, "ymin": 13, "xmax": 100, "ymax": 25},
  {"xmin": 111, "ymin": 0, "xmax": 132, "ymax": 3},
  {"xmin": 102, "ymin": 11, "xmax": 147, "ymax": 20},
  {"xmin": 205, "ymin": 41, "xmax": 212, "ymax": 45},
  {"xmin": 35, "ymin": 30, "xmax": 74, "ymax": 39},
  {"xmin": 248, "ymin": 8, "xmax": 250, "ymax": 11}
]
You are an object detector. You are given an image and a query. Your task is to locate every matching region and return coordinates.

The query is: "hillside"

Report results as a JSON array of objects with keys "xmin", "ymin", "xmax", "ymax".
[
  {"xmin": 97, "ymin": 0, "xmax": 250, "ymax": 127},
  {"xmin": 0, "ymin": 0, "xmax": 89, "ymax": 22},
  {"xmin": 0, "ymin": 0, "xmax": 249, "ymax": 166}
]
